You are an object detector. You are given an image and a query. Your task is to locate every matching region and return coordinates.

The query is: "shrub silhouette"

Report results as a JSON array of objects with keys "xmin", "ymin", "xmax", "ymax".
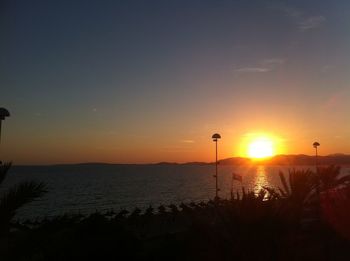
[{"xmin": 0, "ymin": 162, "xmax": 46, "ymax": 234}]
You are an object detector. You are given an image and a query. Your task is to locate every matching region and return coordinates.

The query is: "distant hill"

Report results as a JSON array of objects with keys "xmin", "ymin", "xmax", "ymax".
[
  {"xmin": 16, "ymin": 154, "xmax": 350, "ymax": 167},
  {"xmin": 218, "ymin": 154, "xmax": 350, "ymax": 166}
]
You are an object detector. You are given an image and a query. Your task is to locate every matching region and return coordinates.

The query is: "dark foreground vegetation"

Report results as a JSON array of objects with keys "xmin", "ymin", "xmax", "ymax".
[{"xmin": 1, "ymin": 164, "xmax": 350, "ymax": 261}]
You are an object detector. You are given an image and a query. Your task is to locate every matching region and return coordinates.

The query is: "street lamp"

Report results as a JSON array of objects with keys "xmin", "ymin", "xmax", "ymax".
[
  {"xmin": 212, "ymin": 133, "xmax": 221, "ymax": 199},
  {"xmin": 0, "ymin": 108, "xmax": 10, "ymax": 163},
  {"xmin": 313, "ymin": 141, "xmax": 320, "ymax": 168}
]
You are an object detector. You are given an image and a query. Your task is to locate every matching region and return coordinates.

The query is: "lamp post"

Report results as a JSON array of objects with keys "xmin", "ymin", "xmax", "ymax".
[
  {"xmin": 212, "ymin": 133, "xmax": 221, "ymax": 199},
  {"xmin": 0, "ymin": 108, "xmax": 10, "ymax": 163},
  {"xmin": 313, "ymin": 141, "xmax": 320, "ymax": 169}
]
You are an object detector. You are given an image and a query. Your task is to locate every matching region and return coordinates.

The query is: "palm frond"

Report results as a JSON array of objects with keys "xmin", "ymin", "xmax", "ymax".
[
  {"xmin": 278, "ymin": 187, "xmax": 288, "ymax": 197},
  {"xmin": 317, "ymin": 165, "xmax": 347, "ymax": 190},
  {"xmin": 288, "ymin": 169, "xmax": 296, "ymax": 193},
  {"xmin": 278, "ymin": 171, "xmax": 290, "ymax": 195},
  {"xmin": 257, "ymin": 189, "xmax": 266, "ymax": 201},
  {"xmin": 263, "ymin": 186, "xmax": 281, "ymax": 199},
  {"xmin": 0, "ymin": 162, "xmax": 12, "ymax": 185},
  {"xmin": 290, "ymin": 169, "xmax": 316, "ymax": 203},
  {"xmin": 0, "ymin": 181, "xmax": 47, "ymax": 222},
  {"xmin": 242, "ymin": 187, "xmax": 246, "ymax": 197},
  {"xmin": 335, "ymin": 175, "xmax": 350, "ymax": 186}
]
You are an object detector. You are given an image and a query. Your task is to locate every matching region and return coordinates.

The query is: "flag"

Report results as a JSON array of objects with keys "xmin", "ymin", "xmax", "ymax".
[{"xmin": 232, "ymin": 173, "xmax": 242, "ymax": 182}]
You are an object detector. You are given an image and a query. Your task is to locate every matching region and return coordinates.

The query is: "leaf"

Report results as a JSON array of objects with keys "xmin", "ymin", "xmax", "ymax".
[
  {"xmin": 279, "ymin": 171, "xmax": 290, "ymax": 195},
  {"xmin": 0, "ymin": 181, "xmax": 47, "ymax": 222},
  {"xmin": 263, "ymin": 186, "xmax": 281, "ymax": 199},
  {"xmin": 278, "ymin": 187, "xmax": 288, "ymax": 198},
  {"xmin": 335, "ymin": 175, "xmax": 350, "ymax": 186},
  {"xmin": 0, "ymin": 162, "xmax": 12, "ymax": 185},
  {"xmin": 257, "ymin": 189, "xmax": 266, "ymax": 201}
]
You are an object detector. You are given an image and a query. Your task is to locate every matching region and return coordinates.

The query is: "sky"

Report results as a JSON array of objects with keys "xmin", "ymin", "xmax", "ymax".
[{"xmin": 1, "ymin": 0, "xmax": 350, "ymax": 164}]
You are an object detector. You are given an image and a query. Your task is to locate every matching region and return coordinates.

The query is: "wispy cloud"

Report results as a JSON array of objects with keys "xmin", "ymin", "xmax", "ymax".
[
  {"xmin": 325, "ymin": 90, "xmax": 346, "ymax": 109},
  {"xmin": 261, "ymin": 58, "xmax": 285, "ymax": 66},
  {"xmin": 234, "ymin": 67, "xmax": 271, "ymax": 73},
  {"xmin": 298, "ymin": 16, "xmax": 326, "ymax": 31},
  {"xmin": 235, "ymin": 58, "xmax": 285, "ymax": 74},
  {"xmin": 269, "ymin": 2, "xmax": 326, "ymax": 32}
]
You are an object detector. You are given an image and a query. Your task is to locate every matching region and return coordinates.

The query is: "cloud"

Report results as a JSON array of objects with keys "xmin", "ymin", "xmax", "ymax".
[
  {"xmin": 234, "ymin": 57, "xmax": 285, "ymax": 75},
  {"xmin": 325, "ymin": 90, "xmax": 345, "ymax": 109},
  {"xmin": 298, "ymin": 16, "xmax": 326, "ymax": 31},
  {"xmin": 269, "ymin": 2, "xmax": 325, "ymax": 32},
  {"xmin": 234, "ymin": 67, "xmax": 271, "ymax": 73},
  {"xmin": 261, "ymin": 58, "xmax": 285, "ymax": 66}
]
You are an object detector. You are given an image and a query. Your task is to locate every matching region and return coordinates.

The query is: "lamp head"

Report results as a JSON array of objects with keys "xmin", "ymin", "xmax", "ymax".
[
  {"xmin": 313, "ymin": 142, "xmax": 320, "ymax": 148},
  {"xmin": 212, "ymin": 133, "xmax": 221, "ymax": 141},
  {"xmin": 0, "ymin": 108, "xmax": 10, "ymax": 120}
]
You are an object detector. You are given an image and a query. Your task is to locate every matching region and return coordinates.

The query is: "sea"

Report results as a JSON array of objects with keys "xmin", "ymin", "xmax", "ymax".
[{"xmin": 2, "ymin": 164, "xmax": 349, "ymax": 220}]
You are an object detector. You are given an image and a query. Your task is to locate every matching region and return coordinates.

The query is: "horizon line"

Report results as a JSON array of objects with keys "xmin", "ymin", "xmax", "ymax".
[{"xmin": 9, "ymin": 153, "xmax": 350, "ymax": 167}]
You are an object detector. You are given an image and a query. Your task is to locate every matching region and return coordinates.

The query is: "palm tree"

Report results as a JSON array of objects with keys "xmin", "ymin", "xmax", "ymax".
[
  {"xmin": 265, "ymin": 169, "xmax": 316, "ymax": 202},
  {"xmin": 316, "ymin": 165, "xmax": 350, "ymax": 191},
  {"xmin": 264, "ymin": 169, "xmax": 317, "ymax": 223},
  {"xmin": 0, "ymin": 162, "xmax": 46, "ymax": 234}
]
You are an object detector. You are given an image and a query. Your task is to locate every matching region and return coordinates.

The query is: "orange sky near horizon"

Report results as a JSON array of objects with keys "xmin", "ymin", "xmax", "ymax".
[
  {"xmin": 2, "ymin": 78, "xmax": 349, "ymax": 165},
  {"xmin": 1, "ymin": 117, "xmax": 348, "ymax": 165}
]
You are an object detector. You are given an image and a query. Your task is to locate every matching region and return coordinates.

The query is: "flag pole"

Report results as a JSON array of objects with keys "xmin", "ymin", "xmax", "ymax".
[{"xmin": 230, "ymin": 172, "xmax": 234, "ymax": 200}]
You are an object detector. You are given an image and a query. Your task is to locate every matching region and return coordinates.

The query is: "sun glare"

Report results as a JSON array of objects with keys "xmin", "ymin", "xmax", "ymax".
[{"xmin": 248, "ymin": 137, "xmax": 274, "ymax": 159}]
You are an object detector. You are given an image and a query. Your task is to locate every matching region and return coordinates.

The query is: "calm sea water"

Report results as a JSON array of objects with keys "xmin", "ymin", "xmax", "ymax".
[{"xmin": 2, "ymin": 164, "xmax": 349, "ymax": 220}]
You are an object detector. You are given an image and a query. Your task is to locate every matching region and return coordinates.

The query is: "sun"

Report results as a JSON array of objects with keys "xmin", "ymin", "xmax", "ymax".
[{"xmin": 248, "ymin": 137, "xmax": 275, "ymax": 159}]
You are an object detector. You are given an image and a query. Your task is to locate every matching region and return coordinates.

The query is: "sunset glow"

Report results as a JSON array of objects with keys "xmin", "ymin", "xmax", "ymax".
[{"xmin": 248, "ymin": 137, "xmax": 274, "ymax": 159}]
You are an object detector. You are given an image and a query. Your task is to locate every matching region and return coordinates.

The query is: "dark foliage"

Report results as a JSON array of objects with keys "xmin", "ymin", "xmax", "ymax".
[{"xmin": 0, "ymin": 162, "xmax": 47, "ymax": 234}]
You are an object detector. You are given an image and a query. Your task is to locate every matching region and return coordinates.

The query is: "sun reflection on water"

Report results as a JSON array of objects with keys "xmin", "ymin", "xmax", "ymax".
[{"xmin": 253, "ymin": 166, "xmax": 269, "ymax": 194}]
